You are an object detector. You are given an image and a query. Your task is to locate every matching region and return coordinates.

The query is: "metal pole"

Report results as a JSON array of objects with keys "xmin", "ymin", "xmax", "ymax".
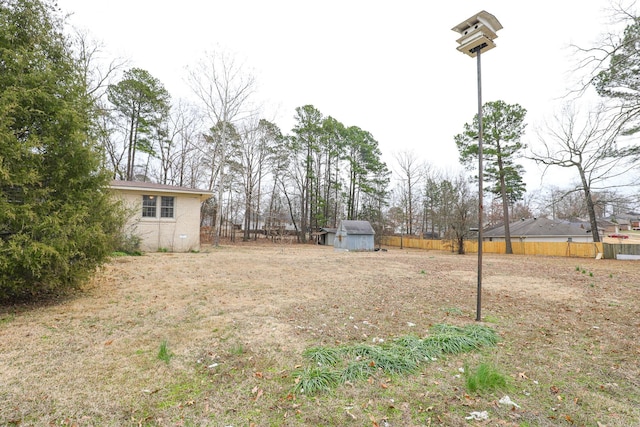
[{"xmin": 475, "ymin": 46, "xmax": 484, "ymax": 322}]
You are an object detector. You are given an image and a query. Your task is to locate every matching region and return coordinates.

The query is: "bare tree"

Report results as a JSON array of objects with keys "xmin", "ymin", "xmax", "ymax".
[
  {"xmin": 531, "ymin": 103, "xmax": 636, "ymax": 241},
  {"xmin": 448, "ymin": 174, "xmax": 478, "ymax": 255},
  {"xmin": 187, "ymin": 50, "xmax": 256, "ymax": 246},
  {"xmin": 70, "ymin": 29, "xmax": 128, "ymax": 176},
  {"xmin": 72, "ymin": 29, "xmax": 128, "ymax": 101},
  {"xmin": 154, "ymin": 100, "xmax": 204, "ymax": 186},
  {"xmin": 393, "ymin": 151, "xmax": 424, "ymax": 236},
  {"xmin": 229, "ymin": 119, "xmax": 277, "ymax": 241}
]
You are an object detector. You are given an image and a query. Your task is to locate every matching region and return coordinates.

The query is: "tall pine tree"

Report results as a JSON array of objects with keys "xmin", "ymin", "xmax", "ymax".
[{"xmin": 454, "ymin": 100, "xmax": 527, "ymax": 255}]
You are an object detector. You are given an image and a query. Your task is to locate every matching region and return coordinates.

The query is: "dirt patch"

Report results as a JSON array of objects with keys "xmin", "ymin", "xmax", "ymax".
[{"xmin": 484, "ymin": 275, "xmax": 579, "ymax": 302}]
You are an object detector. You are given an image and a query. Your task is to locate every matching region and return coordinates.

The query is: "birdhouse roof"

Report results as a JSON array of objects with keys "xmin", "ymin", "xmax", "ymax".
[{"xmin": 451, "ymin": 10, "xmax": 503, "ymax": 35}]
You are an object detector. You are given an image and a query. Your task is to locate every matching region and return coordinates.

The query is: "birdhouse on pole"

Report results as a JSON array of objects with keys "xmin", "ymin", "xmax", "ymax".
[{"xmin": 451, "ymin": 10, "xmax": 503, "ymax": 57}]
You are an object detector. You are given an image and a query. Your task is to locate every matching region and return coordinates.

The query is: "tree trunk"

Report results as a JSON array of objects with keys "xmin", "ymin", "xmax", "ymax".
[
  {"xmin": 497, "ymin": 155, "xmax": 513, "ymax": 254},
  {"xmin": 126, "ymin": 111, "xmax": 137, "ymax": 180},
  {"xmin": 580, "ymin": 169, "xmax": 601, "ymax": 242},
  {"xmin": 214, "ymin": 166, "xmax": 224, "ymax": 247},
  {"xmin": 243, "ymin": 192, "xmax": 251, "ymax": 242}
]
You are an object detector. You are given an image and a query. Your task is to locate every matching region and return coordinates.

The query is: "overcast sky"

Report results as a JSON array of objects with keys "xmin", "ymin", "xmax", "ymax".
[{"xmin": 58, "ymin": 0, "xmax": 615, "ymax": 192}]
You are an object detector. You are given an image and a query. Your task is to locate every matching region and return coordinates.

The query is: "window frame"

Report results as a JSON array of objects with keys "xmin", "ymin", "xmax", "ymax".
[
  {"xmin": 141, "ymin": 194, "xmax": 176, "ymax": 219},
  {"xmin": 142, "ymin": 195, "xmax": 157, "ymax": 218},
  {"xmin": 160, "ymin": 196, "xmax": 175, "ymax": 218}
]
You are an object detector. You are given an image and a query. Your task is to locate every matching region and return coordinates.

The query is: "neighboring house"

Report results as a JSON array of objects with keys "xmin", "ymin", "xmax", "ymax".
[
  {"xmin": 111, "ymin": 180, "xmax": 213, "ymax": 252},
  {"xmin": 603, "ymin": 216, "xmax": 632, "ymax": 232},
  {"xmin": 599, "ymin": 218, "xmax": 626, "ymax": 235},
  {"xmin": 334, "ymin": 220, "xmax": 375, "ymax": 251},
  {"xmin": 483, "ymin": 217, "xmax": 593, "ymax": 243},
  {"xmin": 606, "ymin": 212, "xmax": 640, "ymax": 230}
]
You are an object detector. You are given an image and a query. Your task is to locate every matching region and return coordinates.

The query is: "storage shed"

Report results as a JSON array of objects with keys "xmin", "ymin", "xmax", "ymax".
[{"xmin": 334, "ymin": 220, "xmax": 375, "ymax": 251}]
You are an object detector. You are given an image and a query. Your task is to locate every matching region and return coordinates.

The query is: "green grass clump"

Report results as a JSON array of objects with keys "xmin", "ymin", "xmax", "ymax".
[
  {"xmin": 392, "ymin": 335, "xmax": 441, "ymax": 363},
  {"xmin": 464, "ymin": 362, "xmax": 509, "ymax": 393},
  {"xmin": 111, "ymin": 250, "xmax": 142, "ymax": 257},
  {"xmin": 441, "ymin": 307, "xmax": 464, "ymax": 315},
  {"xmin": 292, "ymin": 366, "xmax": 340, "ymax": 394},
  {"xmin": 483, "ymin": 314, "xmax": 500, "ymax": 324},
  {"xmin": 461, "ymin": 323, "xmax": 501, "ymax": 345},
  {"xmin": 303, "ymin": 346, "xmax": 342, "ymax": 366},
  {"xmin": 423, "ymin": 332, "xmax": 480, "ymax": 354},
  {"xmin": 157, "ymin": 340, "xmax": 172, "ymax": 364},
  {"xmin": 370, "ymin": 349, "xmax": 418, "ymax": 375},
  {"xmin": 343, "ymin": 343, "xmax": 385, "ymax": 360},
  {"xmin": 341, "ymin": 360, "xmax": 377, "ymax": 382},
  {"xmin": 229, "ymin": 343, "xmax": 245, "ymax": 355},
  {"xmin": 293, "ymin": 323, "xmax": 500, "ymax": 394}
]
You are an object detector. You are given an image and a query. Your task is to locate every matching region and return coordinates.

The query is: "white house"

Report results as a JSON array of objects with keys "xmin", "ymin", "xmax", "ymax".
[{"xmin": 110, "ymin": 180, "xmax": 213, "ymax": 252}]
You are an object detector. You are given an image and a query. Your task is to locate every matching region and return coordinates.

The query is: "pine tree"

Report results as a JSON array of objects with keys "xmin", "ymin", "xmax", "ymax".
[
  {"xmin": 454, "ymin": 100, "xmax": 527, "ymax": 255},
  {"xmin": 0, "ymin": 0, "xmax": 124, "ymax": 300}
]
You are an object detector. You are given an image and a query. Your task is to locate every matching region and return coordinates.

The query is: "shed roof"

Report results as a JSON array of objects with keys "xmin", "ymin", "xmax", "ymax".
[
  {"xmin": 484, "ymin": 217, "xmax": 589, "ymax": 238},
  {"xmin": 339, "ymin": 220, "xmax": 375, "ymax": 235},
  {"xmin": 110, "ymin": 180, "xmax": 213, "ymax": 201}
]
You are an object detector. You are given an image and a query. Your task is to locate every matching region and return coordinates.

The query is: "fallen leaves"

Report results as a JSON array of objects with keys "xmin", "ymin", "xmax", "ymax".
[{"xmin": 251, "ymin": 385, "xmax": 263, "ymax": 401}]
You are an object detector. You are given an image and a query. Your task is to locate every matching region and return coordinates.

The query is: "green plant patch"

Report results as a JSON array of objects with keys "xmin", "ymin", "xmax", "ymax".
[
  {"xmin": 441, "ymin": 307, "xmax": 464, "ymax": 315},
  {"xmin": 464, "ymin": 362, "xmax": 509, "ymax": 393},
  {"xmin": 111, "ymin": 250, "xmax": 142, "ymax": 257},
  {"xmin": 292, "ymin": 323, "xmax": 500, "ymax": 394},
  {"xmin": 228, "ymin": 342, "xmax": 245, "ymax": 355},
  {"xmin": 391, "ymin": 334, "xmax": 441, "ymax": 363},
  {"xmin": 158, "ymin": 340, "xmax": 173, "ymax": 364},
  {"xmin": 341, "ymin": 360, "xmax": 378, "ymax": 382},
  {"xmin": 0, "ymin": 313, "xmax": 15, "ymax": 325},
  {"xmin": 483, "ymin": 314, "xmax": 500, "ymax": 324},
  {"xmin": 303, "ymin": 346, "xmax": 342, "ymax": 366},
  {"xmin": 292, "ymin": 366, "xmax": 340, "ymax": 394},
  {"xmin": 156, "ymin": 373, "xmax": 208, "ymax": 410}
]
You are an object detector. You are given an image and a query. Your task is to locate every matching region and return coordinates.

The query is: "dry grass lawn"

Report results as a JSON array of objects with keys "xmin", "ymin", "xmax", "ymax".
[{"xmin": 1, "ymin": 243, "xmax": 639, "ymax": 426}]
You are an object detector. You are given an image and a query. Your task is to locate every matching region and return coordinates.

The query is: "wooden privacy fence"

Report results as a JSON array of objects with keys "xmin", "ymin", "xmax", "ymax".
[
  {"xmin": 604, "ymin": 243, "xmax": 640, "ymax": 259},
  {"xmin": 382, "ymin": 236, "xmax": 606, "ymax": 258}
]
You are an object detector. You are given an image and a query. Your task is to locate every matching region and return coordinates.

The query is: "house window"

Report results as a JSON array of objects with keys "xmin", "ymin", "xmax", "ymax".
[
  {"xmin": 142, "ymin": 195, "xmax": 157, "ymax": 217},
  {"xmin": 161, "ymin": 196, "xmax": 174, "ymax": 218}
]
